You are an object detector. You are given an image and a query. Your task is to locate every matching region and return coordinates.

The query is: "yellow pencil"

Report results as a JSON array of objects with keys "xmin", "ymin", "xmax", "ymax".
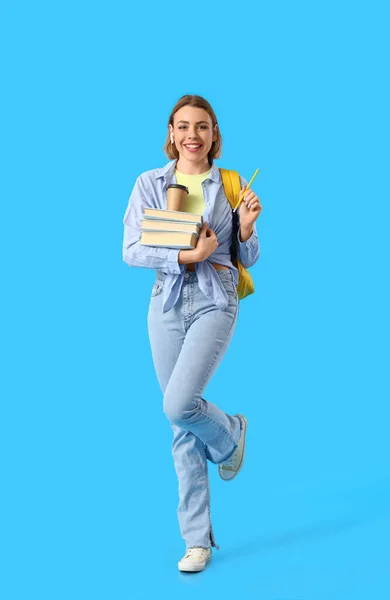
[{"xmin": 233, "ymin": 167, "xmax": 260, "ymax": 212}]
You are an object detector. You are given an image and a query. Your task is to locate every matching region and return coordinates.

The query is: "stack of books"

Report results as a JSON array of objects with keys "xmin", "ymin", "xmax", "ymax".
[{"xmin": 140, "ymin": 208, "xmax": 203, "ymax": 250}]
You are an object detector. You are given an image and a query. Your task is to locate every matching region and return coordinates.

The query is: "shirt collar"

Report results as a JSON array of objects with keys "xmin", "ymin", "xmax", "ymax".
[{"xmin": 155, "ymin": 159, "xmax": 221, "ymax": 184}]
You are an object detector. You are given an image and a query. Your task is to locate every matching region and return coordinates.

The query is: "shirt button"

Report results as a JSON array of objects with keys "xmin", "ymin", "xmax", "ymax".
[{"xmin": 185, "ymin": 273, "xmax": 190, "ymax": 279}]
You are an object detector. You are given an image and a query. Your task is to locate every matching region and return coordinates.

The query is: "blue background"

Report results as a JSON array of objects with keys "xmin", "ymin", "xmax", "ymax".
[{"xmin": 2, "ymin": 1, "xmax": 389, "ymax": 598}]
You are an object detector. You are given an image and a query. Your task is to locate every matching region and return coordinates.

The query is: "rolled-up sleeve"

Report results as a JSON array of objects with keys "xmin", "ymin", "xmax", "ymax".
[
  {"xmin": 122, "ymin": 175, "xmax": 185, "ymax": 274},
  {"xmin": 235, "ymin": 175, "xmax": 260, "ymax": 268}
]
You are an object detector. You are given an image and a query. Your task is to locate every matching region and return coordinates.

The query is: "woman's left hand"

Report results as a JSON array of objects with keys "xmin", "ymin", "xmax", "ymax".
[{"xmin": 238, "ymin": 187, "xmax": 262, "ymax": 228}]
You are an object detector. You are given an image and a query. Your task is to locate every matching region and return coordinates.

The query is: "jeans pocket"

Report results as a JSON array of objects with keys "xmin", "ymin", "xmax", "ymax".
[{"xmin": 151, "ymin": 281, "xmax": 164, "ymax": 298}]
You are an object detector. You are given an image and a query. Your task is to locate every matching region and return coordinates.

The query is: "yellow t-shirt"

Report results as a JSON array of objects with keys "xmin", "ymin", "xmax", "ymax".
[{"xmin": 175, "ymin": 168, "xmax": 211, "ymax": 215}]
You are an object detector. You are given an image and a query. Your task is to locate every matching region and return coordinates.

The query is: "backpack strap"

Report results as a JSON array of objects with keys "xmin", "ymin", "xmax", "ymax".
[
  {"xmin": 219, "ymin": 169, "xmax": 256, "ymax": 299},
  {"xmin": 219, "ymin": 168, "xmax": 241, "ymax": 209},
  {"xmin": 219, "ymin": 168, "xmax": 241, "ymax": 264}
]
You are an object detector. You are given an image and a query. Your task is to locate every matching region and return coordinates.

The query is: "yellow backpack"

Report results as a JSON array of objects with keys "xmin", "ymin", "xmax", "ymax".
[{"xmin": 219, "ymin": 168, "xmax": 255, "ymax": 300}]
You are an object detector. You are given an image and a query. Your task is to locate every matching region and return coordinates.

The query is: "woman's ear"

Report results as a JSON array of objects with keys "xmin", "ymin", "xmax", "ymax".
[{"xmin": 169, "ymin": 125, "xmax": 174, "ymax": 144}]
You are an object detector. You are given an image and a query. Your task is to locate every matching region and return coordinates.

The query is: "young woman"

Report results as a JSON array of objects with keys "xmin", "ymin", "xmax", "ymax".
[{"xmin": 122, "ymin": 95, "xmax": 261, "ymax": 572}]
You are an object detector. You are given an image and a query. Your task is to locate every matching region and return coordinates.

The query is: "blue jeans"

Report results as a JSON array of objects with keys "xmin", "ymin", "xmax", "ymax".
[{"xmin": 147, "ymin": 269, "xmax": 242, "ymax": 550}]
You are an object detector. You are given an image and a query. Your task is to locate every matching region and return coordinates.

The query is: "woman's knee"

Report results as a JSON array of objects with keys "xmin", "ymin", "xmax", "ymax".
[{"xmin": 163, "ymin": 391, "xmax": 197, "ymax": 423}]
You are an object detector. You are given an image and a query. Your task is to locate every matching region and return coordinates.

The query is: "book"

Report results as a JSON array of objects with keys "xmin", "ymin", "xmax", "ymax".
[
  {"xmin": 140, "ymin": 207, "xmax": 203, "ymax": 250},
  {"xmin": 140, "ymin": 230, "xmax": 199, "ymax": 249},
  {"xmin": 143, "ymin": 207, "xmax": 203, "ymax": 225},
  {"xmin": 140, "ymin": 219, "xmax": 201, "ymax": 235}
]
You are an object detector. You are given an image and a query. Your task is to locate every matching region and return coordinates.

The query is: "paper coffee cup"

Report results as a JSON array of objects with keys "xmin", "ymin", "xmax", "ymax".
[{"xmin": 166, "ymin": 184, "xmax": 189, "ymax": 211}]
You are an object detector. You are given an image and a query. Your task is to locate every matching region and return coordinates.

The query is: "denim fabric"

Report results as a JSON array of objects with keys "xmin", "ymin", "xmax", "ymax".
[
  {"xmin": 147, "ymin": 268, "xmax": 242, "ymax": 550},
  {"xmin": 123, "ymin": 159, "xmax": 260, "ymax": 313}
]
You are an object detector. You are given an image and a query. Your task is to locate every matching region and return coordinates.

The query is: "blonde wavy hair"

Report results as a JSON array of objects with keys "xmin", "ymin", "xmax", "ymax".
[{"xmin": 163, "ymin": 94, "xmax": 222, "ymax": 163}]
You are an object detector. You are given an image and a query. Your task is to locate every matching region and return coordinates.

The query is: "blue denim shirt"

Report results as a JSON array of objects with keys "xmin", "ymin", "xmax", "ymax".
[{"xmin": 122, "ymin": 159, "xmax": 260, "ymax": 313}]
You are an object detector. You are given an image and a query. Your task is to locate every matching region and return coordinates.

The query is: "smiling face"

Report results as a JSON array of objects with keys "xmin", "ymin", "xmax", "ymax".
[{"xmin": 169, "ymin": 105, "xmax": 218, "ymax": 173}]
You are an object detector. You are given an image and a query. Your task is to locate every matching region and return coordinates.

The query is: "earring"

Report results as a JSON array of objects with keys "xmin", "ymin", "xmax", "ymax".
[{"xmin": 170, "ymin": 134, "xmax": 174, "ymax": 144}]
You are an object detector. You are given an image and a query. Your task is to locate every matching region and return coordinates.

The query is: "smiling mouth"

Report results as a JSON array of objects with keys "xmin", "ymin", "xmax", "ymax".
[{"xmin": 183, "ymin": 144, "xmax": 203, "ymax": 152}]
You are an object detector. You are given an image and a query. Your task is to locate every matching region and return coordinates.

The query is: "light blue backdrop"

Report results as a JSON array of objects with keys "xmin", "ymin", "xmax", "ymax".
[{"xmin": 2, "ymin": 1, "xmax": 389, "ymax": 599}]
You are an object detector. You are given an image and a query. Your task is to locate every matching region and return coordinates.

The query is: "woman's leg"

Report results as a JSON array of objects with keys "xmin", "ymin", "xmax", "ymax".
[
  {"xmin": 171, "ymin": 423, "xmax": 218, "ymax": 550},
  {"xmin": 161, "ymin": 272, "xmax": 241, "ymax": 464},
  {"xmin": 147, "ymin": 270, "xmax": 240, "ymax": 550}
]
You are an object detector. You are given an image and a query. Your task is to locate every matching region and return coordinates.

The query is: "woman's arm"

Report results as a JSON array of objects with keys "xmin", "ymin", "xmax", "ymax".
[{"xmin": 234, "ymin": 175, "xmax": 261, "ymax": 268}]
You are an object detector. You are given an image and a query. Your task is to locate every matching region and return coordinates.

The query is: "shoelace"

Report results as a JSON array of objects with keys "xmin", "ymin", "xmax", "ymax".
[
  {"xmin": 221, "ymin": 446, "xmax": 239, "ymax": 469},
  {"xmin": 222, "ymin": 454, "xmax": 236, "ymax": 467},
  {"xmin": 221, "ymin": 418, "xmax": 243, "ymax": 469},
  {"xmin": 184, "ymin": 547, "xmax": 209, "ymax": 561}
]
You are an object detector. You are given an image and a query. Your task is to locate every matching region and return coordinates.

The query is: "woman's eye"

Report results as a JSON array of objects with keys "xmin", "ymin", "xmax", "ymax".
[{"xmin": 177, "ymin": 125, "xmax": 208, "ymax": 130}]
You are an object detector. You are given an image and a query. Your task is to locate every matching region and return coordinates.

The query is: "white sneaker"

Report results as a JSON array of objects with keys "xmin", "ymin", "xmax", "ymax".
[
  {"xmin": 178, "ymin": 547, "xmax": 212, "ymax": 572},
  {"xmin": 218, "ymin": 414, "xmax": 247, "ymax": 481}
]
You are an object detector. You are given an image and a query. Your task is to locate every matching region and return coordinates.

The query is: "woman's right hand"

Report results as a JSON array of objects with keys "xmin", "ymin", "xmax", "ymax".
[{"xmin": 194, "ymin": 222, "xmax": 219, "ymax": 261}]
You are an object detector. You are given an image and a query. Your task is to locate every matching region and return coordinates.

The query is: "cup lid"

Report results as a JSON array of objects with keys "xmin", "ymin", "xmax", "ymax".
[{"xmin": 167, "ymin": 184, "xmax": 189, "ymax": 194}]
